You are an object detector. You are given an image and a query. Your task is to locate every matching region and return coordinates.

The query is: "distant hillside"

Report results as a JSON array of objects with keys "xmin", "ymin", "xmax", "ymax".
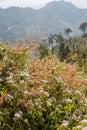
[{"xmin": 0, "ymin": 1, "xmax": 87, "ymax": 41}]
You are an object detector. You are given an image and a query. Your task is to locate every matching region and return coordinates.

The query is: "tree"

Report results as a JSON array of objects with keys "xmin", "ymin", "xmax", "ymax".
[
  {"xmin": 38, "ymin": 43, "xmax": 48, "ymax": 59},
  {"xmin": 57, "ymin": 32, "xmax": 64, "ymax": 43},
  {"xmin": 64, "ymin": 28, "xmax": 72, "ymax": 39},
  {"xmin": 48, "ymin": 36, "xmax": 53, "ymax": 49},
  {"xmin": 59, "ymin": 42, "xmax": 70, "ymax": 61},
  {"xmin": 79, "ymin": 22, "xmax": 87, "ymax": 36}
]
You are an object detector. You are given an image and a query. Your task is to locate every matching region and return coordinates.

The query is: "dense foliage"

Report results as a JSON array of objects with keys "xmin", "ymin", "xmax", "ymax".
[
  {"xmin": 53, "ymin": 36, "xmax": 87, "ymax": 73},
  {"xmin": 0, "ymin": 42, "xmax": 87, "ymax": 130}
]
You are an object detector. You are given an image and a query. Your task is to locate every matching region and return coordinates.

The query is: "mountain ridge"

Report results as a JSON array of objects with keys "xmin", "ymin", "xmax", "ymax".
[{"xmin": 0, "ymin": 1, "xmax": 87, "ymax": 41}]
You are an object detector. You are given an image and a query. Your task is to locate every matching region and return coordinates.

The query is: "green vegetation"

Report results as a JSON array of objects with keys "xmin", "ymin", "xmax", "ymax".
[
  {"xmin": 0, "ymin": 1, "xmax": 87, "ymax": 130},
  {"xmin": 38, "ymin": 43, "xmax": 48, "ymax": 59},
  {"xmin": 79, "ymin": 22, "xmax": 87, "ymax": 36},
  {"xmin": 53, "ymin": 36, "xmax": 87, "ymax": 73},
  {"xmin": 64, "ymin": 28, "xmax": 73, "ymax": 38},
  {"xmin": 0, "ymin": 41, "xmax": 87, "ymax": 130}
]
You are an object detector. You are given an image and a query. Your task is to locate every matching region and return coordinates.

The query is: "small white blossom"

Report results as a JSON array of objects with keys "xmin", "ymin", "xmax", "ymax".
[
  {"xmin": 73, "ymin": 125, "xmax": 82, "ymax": 129},
  {"xmin": 75, "ymin": 90, "xmax": 82, "ymax": 95},
  {"xmin": 3, "ymin": 56, "xmax": 9, "ymax": 61},
  {"xmin": 65, "ymin": 99, "xmax": 72, "ymax": 103},
  {"xmin": 20, "ymin": 80, "xmax": 25, "ymax": 84},
  {"xmin": 76, "ymin": 125, "xmax": 82, "ymax": 129},
  {"xmin": 24, "ymin": 89, "xmax": 29, "ymax": 95},
  {"xmin": 52, "ymin": 66, "xmax": 57, "ymax": 70},
  {"xmin": 7, "ymin": 79, "xmax": 14, "ymax": 83},
  {"xmin": 79, "ymin": 101, "xmax": 83, "ymax": 104},
  {"xmin": 14, "ymin": 111, "xmax": 23, "ymax": 118},
  {"xmin": 34, "ymin": 99, "xmax": 42, "ymax": 109},
  {"xmin": 38, "ymin": 87, "xmax": 49, "ymax": 97},
  {"xmin": 46, "ymin": 99, "xmax": 53, "ymax": 106},
  {"xmin": 61, "ymin": 120, "xmax": 69, "ymax": 127},
  {"xmin": 81, "ymin": 119, "xmax": 87, "ymax": 124},
  {"xmin": 0, "ymin": 78, "xmax": 3, "ymax": 81},
  {"xmin": 82, "ymin": 126, "xmax": 87, "ymax": 130},
  {"xmin": 43, "ymin": 91, "xmax": 49, "ymax": 97},
  {"xmin": 35, "ymin": 102, "xmax": 41, "ymax": 109},
  {"xmin": 20, "ymin": 71, "xmax": 30, "ymax": 78},
  {"xmin": 84, "ymin": 98, "xmax": 87, "ymax": 104},
  {"xmin": 66, "ymin": 89, "xmax": 72, "ymax": 93},
  {"xmin": 6, "ymin": 73, "xmax": 14, "ymax": 81},
  {"xmin": 38, "ymin": 87, "xmax": 44, "ymax": 93},
  {"xmin": 5, "ymin": 94, "xmax": 13, "ymax": 101},
  {"xmin": 42, "ymin": 80, "xmax": 48, "ymax": 83},
  {"xmin": 83, "ymin": 104, "xmax": 87, "ymax": 107},
  {"xmin": 54, "ymin": 77, "xmax": 63, "ymax": 83}
]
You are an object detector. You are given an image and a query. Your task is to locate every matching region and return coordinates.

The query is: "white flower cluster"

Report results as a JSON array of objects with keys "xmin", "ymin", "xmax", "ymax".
[
  {"xmin": 34, "ymin": 99, "xmax": 42, "ymax": 109},
  {"xmin": 5, "ymin": 94, "xmax": 14, "ymax": 101},
  {"xmin": 82, "ymin": 126, "xmax": 87, "ymax": 130},
  {"xmin": 81, "ymin": 119, "xmax": 87, "ymax": 124},
  {"xmin": 61, "ymin": 120, "xmax": 69, "ymax": 127},
  {"xmin": 38, "ymin": 87, "xmax": 44, "ymax": 93},
  {"xmin": 38, "ymin": 87, "xmax": 49, "ymax": 97},
  {"xmin": 0, "ymin": 78, "xmax": 3, "ymax": 82},
  {"xmin": 41, "ymin": 79, "xmax": 49, "ymax": 83},
  {"xmin": 20, "ymin": 80, "xmax": 25, "ymax": 84},
  {"xmin": 72, "ymin": 119, "xmax": 87, "ymax": 130},
  {"xmin": 72, "ymin": 125, "xmax": 82, "ymax": 129},
  {"xmin": 54, "ymin": 77, "xmax": 63, "ymax": 83},
  {"xmin": 14, "ymin": 111, "xmax": 23, "ymax": 119},
  {"xmin": 20, "ymin": 71, "xmax": 30, "ymax": 78},
  {"xmin": 6, "ymin": 73, "xmax": 15, "ymax": 83},
  {"xmin": 43, "ymin": 91, "xmax": 49, "ymax": 97},
  {"xmin": 46, "ymin": 97, "xmax": 56, "ymax": 106},
  {"xmin": 3, "ymin": 55, "xmax": 9, "ymax": 62},
  {"xmin": 65, "ymin": 99, "xmax": 73, "ymax": 103},
  {"xmin": 46, "ymin": 99, "xmax": 52, "ymax": 106},
  {"xmin": 75, "ymin": 90, "xmax": 82, "ymax": 95},
  {"xmin": 23, "ymin": 89, "xmax": 29, "ymax": 95},
  {"xmin": 66, "ymin": 88, "xmax": 72, "ymax": 93}
]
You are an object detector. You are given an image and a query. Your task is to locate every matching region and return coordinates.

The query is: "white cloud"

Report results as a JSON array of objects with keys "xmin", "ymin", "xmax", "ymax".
[{"xmin": 0, "ymin": 0, "xmax": 87, "ymax": 9}]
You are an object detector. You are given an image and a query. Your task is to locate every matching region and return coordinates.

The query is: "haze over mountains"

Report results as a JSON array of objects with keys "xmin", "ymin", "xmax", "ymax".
[{"xmin": 0, "ymin": 0, "xmax": 87, "ymax": 41}]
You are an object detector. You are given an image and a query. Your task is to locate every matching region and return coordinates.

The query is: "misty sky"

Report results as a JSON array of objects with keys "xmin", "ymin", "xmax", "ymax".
[{"xmin": 0, "ymin": 0, "xmax": 87, "ymax": 9}]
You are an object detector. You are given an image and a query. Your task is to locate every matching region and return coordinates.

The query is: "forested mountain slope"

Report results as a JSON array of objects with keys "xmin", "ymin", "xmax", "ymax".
[{"xmin": 0, "ymin": 1, "xmax": 87, "ymax": 40}]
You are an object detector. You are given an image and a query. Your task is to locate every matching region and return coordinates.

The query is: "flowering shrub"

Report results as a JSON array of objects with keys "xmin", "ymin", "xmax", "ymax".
[{"xmin": 0, "ymin": 42, "xmax": 87, "ymax": 130}]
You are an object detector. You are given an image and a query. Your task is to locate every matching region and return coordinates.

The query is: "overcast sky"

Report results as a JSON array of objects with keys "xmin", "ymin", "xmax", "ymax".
[{"xmin": 0, "ymin": 0, "xmax": 87, "ymax": 9}]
